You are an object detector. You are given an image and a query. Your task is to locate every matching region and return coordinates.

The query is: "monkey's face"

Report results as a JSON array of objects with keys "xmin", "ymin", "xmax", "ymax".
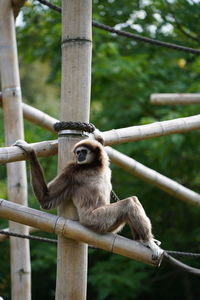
[{"xmin": 74, "ymin": 146, "xmax": 95, "ymax": 165}]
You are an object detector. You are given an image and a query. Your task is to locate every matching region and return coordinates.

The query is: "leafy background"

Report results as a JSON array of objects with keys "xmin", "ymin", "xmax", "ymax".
[{"xmin": 0, "ymin": 0, "xmax": 200, "ymax": 299}]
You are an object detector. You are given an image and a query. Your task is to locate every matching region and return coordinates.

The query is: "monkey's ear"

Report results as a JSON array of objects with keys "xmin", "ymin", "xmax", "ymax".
[{"xmin": 93, "ymin": 129, "xmax": 104, "ymax": 145}]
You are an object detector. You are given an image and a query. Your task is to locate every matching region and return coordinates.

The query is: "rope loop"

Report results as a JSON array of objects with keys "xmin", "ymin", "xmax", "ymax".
[{"xmin": 54, "ymin": 121, "xmax": 96, "ymax": 133}]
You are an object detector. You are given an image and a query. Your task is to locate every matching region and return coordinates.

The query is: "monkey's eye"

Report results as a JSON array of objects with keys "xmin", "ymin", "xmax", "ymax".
[{"xmin": 76, "ymin": 149, "xmax": 88, "ymax": 155}]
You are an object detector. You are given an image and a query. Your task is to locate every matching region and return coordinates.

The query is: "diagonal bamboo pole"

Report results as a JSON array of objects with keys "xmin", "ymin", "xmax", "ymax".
[
  {"xmin": 151, "ymin": 93, "xmax": 200, "ymax": 105},
  {"xmin": 0, "ymin": 94, "xmax": 58, "ymax": 133},
  {"xmin": 106, "ymin": 147, "xmax": 200, "ymax": 207},
  {"xmin": 0, "ymin": 198, "xmax": 163, "ymax": 266},
  {"xmin": 0, "ymin": 1, "xmax": 31, "ymax": 299}
]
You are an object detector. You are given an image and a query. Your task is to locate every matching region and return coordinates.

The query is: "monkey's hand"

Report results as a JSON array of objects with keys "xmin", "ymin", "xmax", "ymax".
[
  {"xmin": 142, "ymin": 239, "xmax": 163, "ymax": 260},
  {"xmin": 13, "ymin": 140, "xmax": 34, "ymax": 155}
]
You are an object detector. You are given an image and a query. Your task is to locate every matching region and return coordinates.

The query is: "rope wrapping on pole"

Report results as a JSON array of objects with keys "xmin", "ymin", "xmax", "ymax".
[{"xmin": 54, "ymin": 121, "xmax": 96, "ymax": 133}]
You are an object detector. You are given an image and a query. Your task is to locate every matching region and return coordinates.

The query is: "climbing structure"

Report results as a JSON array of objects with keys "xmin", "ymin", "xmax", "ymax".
[{"xmin": 0, "ymin": 1, "xmax": 200, "ymax": 299}]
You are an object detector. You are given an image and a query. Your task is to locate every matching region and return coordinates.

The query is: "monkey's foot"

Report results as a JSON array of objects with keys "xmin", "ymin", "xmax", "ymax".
[
  {"xmin": 142, "ymin": 239, "xmax": 163, "ymax": 260},
  {"xmin": 13, "ymin": 140, "xmax": 33, "ymax": 154},
  {"xmin": 153, "ymin": 238, "xmax": 161, "ymax": 246}
]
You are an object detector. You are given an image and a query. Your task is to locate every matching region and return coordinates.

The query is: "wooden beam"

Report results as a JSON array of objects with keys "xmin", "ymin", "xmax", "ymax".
[
  {"xmin": 150, "ymin": 94, "xmax": 200, "ymax": 105},
  {"xmin": 0, "ymin": 1, "xmax": 31, "ymax": 299},
  {"xmin": 0, "ymin": 198, "xmax": 164, "ymax": 266}
]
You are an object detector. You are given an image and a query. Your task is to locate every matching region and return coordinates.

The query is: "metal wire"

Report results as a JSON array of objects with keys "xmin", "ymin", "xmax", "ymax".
[
  {"xmin": 1, "ymin": 230, "xmax": 200, "ymax": 274},
  {"xmin": 36, "ymin": 0, "xmax": 200, "ymax": 55},
  {"xmin": 166, "ymin": 250, "xmax": 200, "ymax": 257},
  {"xmin": 0, "ymin": 230, "xmax": 57, "ymax": 244},
  {"xmin": 164, "ymin": 252, "xmax": 200, "ymax": 275}
]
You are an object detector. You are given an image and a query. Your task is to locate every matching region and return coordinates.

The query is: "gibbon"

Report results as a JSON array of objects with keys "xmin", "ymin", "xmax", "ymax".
[{"xmin": 14, "ymin": 139, "xmax": 161, "ymax": 256}]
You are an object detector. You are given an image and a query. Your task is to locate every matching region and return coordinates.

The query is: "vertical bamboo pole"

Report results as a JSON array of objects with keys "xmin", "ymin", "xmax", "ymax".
[
  {"xmin": 0, "ymin": 1, "xmax": 31, "ymax": 299},
  {"xmin": 55, "ymin": 1, "xmax": 92, "ymax": 299}
]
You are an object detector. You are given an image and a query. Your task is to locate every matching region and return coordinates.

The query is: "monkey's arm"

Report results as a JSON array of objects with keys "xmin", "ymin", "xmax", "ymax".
[{"xmin": 14, "ymin": 140, "xmax": 68, "ymax": 209}]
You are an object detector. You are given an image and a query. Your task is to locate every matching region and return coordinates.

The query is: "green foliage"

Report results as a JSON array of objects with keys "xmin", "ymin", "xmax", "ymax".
[
  {"xmin": 1, "ymin": 0, "xmax": 200, "ymax": 299},
  {"xmin": 88, "ymin": 250, "xmax": 153, "ymax": 300}
]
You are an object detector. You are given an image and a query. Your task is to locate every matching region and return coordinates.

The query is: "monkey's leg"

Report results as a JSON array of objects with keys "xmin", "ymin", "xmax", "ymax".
[
  {"xmin": 81, "ymin": 196, "xmax": 153, "ymax": 241},
  {"xmin": 82, "ymin": 197, "xmax": 162, "ymax": 258}
]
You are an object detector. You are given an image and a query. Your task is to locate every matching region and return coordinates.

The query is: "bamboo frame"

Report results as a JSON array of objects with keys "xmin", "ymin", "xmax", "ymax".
[
  {"xmin": 0, "ymin": 0, "xmax": 197, "ymax": 298},
  {"xmin": 0, "ymin": 198, "xmax": 164, "ymax": 266},
  {"xmin": 151, "ymin": 93, "xmax": 200, "ymax": 105},
  {"xmin": 0, "ymin": 1, "xmax": 31, "ymax": 299},
  {"xmin": 106, "ymin": 147, "xmax": 200, "ymax": 207}
]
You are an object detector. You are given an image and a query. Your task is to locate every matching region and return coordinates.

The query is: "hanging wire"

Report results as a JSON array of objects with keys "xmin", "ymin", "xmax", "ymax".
[
  {"xmin": 36, "ymin": 0, "xmax": 200, "ymax": 55},
  {"xmin": 166, "ymin": 250, "xmax": 200, "ymax": 257},
  {"xmin": 1, "ymin": 230, "xmax": 200, "ymax": 275},
  {"xmin": 0, "ymin": 230, "xmax": 57, "ymax": 244},
  {"xmin": 164, "ymin": 252, "xmax": 200, "ymax": 275}
]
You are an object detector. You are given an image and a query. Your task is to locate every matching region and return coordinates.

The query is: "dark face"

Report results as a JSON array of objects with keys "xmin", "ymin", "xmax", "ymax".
[{"xmin": 74, "ymin": 146, "xmax": 95, "ymax": 164}]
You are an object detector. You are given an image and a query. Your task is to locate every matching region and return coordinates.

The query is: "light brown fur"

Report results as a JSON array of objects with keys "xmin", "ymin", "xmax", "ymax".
[{"xmin": 14, "ymin": 139, "xmax": 161, "ymax": 254}]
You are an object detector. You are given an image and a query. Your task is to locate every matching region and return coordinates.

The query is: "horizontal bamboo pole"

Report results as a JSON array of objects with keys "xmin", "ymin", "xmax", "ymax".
[
  {"xmin": 0, "ymin": 198, "xmax": 163, "ymax": 266},
  {"xmin": 1, "ymin": 95, "xmax": 200, "ymax": 146},
  {"xmin": 151, "ymin": 94, "xmax": 200, "ymax": 105},
  {"xmin": 103, "ymin": 114, "xmax": 200, "ymax": 146},
  {"xmin": 0, "ymin": 140, "xmax": 58, "ymax": 164},
  {"xmin": 106, "ymin": 147, "xmax": 200, "ymax": 207},
  {"xmin": 1, "ymin": 141, "xmax": 200, "ymax": 206}
]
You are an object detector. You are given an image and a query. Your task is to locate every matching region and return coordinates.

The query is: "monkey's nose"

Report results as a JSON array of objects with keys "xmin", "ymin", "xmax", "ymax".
[{"xmin": 78, "ymin": 153, "xmax": 85, "ymax": 162}]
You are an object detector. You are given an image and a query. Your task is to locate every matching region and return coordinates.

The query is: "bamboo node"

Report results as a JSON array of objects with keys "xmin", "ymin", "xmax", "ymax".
[
  {"xmin": 2, "ymin": 87, "xmax": 21, "ymax": 97},
  {"xmin": 62, "ymin": 38, "xmax": 92, "ymax": 46}
]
